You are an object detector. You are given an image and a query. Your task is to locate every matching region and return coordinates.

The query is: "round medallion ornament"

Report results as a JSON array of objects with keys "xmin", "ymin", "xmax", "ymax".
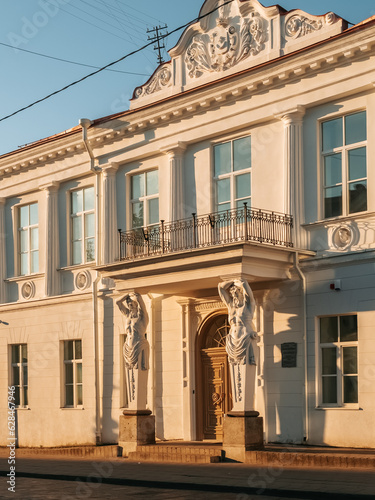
[
  {"xmin": 75, "ymin": 271, "xmax": 91, "ymax": 291},
  {"xmin": 21, "ymin": 281, "xmax": 35, "ymax": 300},
  {"xmin": 332, "ymin": 226, "xmax": 353, "ymax": 250}
]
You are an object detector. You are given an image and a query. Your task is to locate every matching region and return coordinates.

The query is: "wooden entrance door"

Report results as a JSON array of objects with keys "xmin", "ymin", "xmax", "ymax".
[{"xmin": 198, "ymin": 314, "xmax": 231, "ymax": 441}]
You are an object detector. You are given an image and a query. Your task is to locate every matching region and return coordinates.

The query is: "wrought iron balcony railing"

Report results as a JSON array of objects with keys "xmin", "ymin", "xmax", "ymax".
[{"xmin": 119, "ymin": 204, "xmax": 293, "ymax": 261}]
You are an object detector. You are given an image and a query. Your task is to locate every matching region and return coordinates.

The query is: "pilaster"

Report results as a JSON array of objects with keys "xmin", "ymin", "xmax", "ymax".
[
  {"xmin": 40, "ymin": 183, "xmax": 60, "ymax": 297},
  {"xmin": 102, "ymin": 163, "xmax": 119, "ymax": 264},
  {"xmin": 161, "ymin": 143, "xmax": 187, "ymax": 222},
  {"xmin": 276, "ymin": 106, "xmax": 306, "ymax": 249},
  {"xmin": 178, "ymin": 298, "xmax": 196, "ymax": 441},
  {"xmin": 0, "ymin": 198, "xmax": 7, "ymax": 304}
]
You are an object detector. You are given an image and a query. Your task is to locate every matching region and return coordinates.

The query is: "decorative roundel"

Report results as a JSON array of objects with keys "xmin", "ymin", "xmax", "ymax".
[
  {"xmin": 75, "ymin": 271, "xmax": 92, "ymax": 291},
  {"xmin": 332, "ymin": 226, "xmax": 353, "ymax": 250},
  {"xmin": 21, "ymin": 281, "xmax": 35, "ymax": 300}
]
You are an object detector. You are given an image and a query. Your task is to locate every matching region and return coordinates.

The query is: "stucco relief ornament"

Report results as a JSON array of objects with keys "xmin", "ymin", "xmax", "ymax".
[
  {"xmin": 185, "ymin": 11, "xmax": 266, "ymax": 78},
  {"xmin": 117, "ymin": 292, "xmax": 150, "ymax": 411},
  {"xmin": 285, "ymin": 15, "xmax": 323, "ymax": 38},
  {"xmin": 218, "ymin": 279, "xmax": 258, "ymax": 413},
  {"xmin": 134, "ymin": 66, "xmax": 172, "ymax": 99}
]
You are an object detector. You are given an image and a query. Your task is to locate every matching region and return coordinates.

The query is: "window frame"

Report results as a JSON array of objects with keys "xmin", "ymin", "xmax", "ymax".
[
  {"xmin": 62, "ymin": 339, "xmax": 83, "ymax": 408},
  {"xmin": 18, "ymin": 202, "xmax": 39, "ymax": 276},
  {"xmin": 10, "ymin": 344, "xmax": 28, "ymax": 408},
  {"xmin": 130, "ymin": 169, "xmax": 159, "ymax": 229},
  {"xmin": 317, "ymin": 314, "xmax": 359, "ymax": 409},
  {"xmin": 213, "ymin": 135, "xmax": 252, "ymax": 213},
  {"xmin": 321, "ymin": 111, "xmax": 367, "ymax": 220},
  {"xmin": 69, "ymin": 187, "xmax": 95, "ymax": 266}
]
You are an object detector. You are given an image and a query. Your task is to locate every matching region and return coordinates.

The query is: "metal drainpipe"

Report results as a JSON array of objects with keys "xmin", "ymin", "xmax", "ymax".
[
  {"xmin": 294, "ymin": 251, "xmax": 309, "ymax": 443},
  {"xmin": 79, "ymin": 119, "xmax": 102, "ymax": 445}
]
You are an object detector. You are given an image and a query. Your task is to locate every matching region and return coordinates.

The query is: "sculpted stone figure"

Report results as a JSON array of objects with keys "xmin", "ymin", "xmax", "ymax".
[
  {"xmin": 218, "ymin": 279, "xmax": 258, "ymax": 365},
  {"xmin": 218, "ymin": 279, "xmax": 258, "ymax": 412},
  {"xmin": 116, "ymin": 292, "xmax": 149, "ymax": 410}
]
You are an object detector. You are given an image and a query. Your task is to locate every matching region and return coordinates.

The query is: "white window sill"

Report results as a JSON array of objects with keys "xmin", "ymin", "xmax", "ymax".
[
  {"xmin": 315, "ymin": 406, "xmax": 361, "ymax": 411},
  {"xmin": 60, "ymin": 407, "xmax": 85, "ymax": 410},
  {"xmin": 303, "ymin": 211, "xmax": 375, "ymax": 228},
  {"xmin": 5, "ymin": 273, "xmax": 44, "ymax": 283},
  {"xmin": 58, "ymin": 263, "xmax": 96, "ymax": 272}
]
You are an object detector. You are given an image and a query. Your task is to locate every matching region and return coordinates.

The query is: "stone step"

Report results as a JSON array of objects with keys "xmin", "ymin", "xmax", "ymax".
[
  {"xmin": 127, "ymin": 451, "xmax": 221, "ymax": 463},
  {"xmin": 127, "ymin": 444, "xmax": 223, "ymax": 463},
  {"xmin": 245, "ymin": 450, "xmax": 375, "ymax": 469},
  {"xmin": 4, "ymin": 445, "xmax": 121, "ymax": 459}
]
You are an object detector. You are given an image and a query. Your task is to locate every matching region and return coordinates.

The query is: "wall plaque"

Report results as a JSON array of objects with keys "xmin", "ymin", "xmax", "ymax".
[{"xmin": 281, "ymin": 342, "xmax": 297, "ymax": 368}]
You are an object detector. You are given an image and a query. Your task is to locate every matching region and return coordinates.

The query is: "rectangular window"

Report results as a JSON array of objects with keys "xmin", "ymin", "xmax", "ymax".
[
  {"xmin": 319, "ymin": 315, "xmax": 358, "ymax": 406},
  {"xmin": 10, "ymin": 344, "xmax": 28, "ymax": 407},
  {"xmin": 131, "ymin": 170, "xmax": 159, "ymax": 228},
  {"xmin": 71, "ymin": 187, "xmax": 95, "ymax": 265},
  {"xmin": 322, "ymin": 111, "xmax": 367, "ymax": 219},
  {"xmin": 214, "ymin": 136, "xmax": 251, "ymax": 212},
  {"xmin": 19, "ymin": 203, "xmax": 39, "ymax": 275},
  {"xmin": 63, "ymin": 340, "xmax": 83, "ymax": 407}
]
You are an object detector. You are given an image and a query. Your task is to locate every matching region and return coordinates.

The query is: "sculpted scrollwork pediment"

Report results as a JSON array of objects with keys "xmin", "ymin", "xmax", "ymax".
[
  {"xmin": 129, "ymin": 0, "xmax": 345, "ymax": 110},
  {"xmin": 185, "ymin": 11, "xmax": 267, "ymax": 78},
  {"xmin": 133, "ymin": 64, "xmax": 172, "ymax": 100}
]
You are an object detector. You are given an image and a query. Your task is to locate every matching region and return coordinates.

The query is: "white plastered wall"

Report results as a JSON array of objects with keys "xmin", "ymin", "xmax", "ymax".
[{"xmin": 0, "ymin": 296, "xmax": 96, "ymax": 447}]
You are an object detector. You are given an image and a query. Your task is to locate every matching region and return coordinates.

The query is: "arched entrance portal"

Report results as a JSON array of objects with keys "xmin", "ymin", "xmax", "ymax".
[{"xmin": 196, "ymin": 313, "xmax": 232, "ymax": 441}]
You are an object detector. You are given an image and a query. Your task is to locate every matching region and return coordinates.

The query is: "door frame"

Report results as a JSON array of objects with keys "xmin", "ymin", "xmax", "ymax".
[{"xmin": 195, "ymin": 309, "xmax": 229, "ymax": 441}]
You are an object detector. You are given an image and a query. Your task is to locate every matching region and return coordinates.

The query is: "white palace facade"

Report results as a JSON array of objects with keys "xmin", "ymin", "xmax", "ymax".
[{"xmin": 1, "ymin": 0, "xmax": 375, "ymax": 449}]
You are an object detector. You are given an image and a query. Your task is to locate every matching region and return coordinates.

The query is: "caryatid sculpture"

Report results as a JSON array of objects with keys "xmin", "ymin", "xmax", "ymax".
[
  {"xmin": 116, "ymin": 292, "xmax": 149, "ymax": 411},
  {"xmin": 218, "ymin": 279, "xmax": 258, "ymax": 413}
]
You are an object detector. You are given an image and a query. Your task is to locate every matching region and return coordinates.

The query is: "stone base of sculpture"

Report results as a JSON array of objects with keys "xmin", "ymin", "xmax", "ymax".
[
  {"xmin": 223, "ymin": 413, "xmax": 264, "ymax": 462},
  {"xmin": 125, "ymin": 356, "xmax": 149, "ymax": 411},
  {"xmin": 228, "ymin": 361, "xmax": 257, "ymax": 413},
  {"xmin": 118, "ymin": 411, "xmax": 155, "ymax": 457}
]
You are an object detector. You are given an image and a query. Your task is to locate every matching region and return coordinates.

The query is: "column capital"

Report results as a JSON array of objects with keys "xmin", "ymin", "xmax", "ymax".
[
  {"xmin": 275, "ymin": 105, "xmax": 305, "ymax": 125},
  {"xmin": 160, "ymin": 141, "xmax": 187, "ymax": 156},
  {"xmin": 0, "ymin": 198, "xmax": 6, "ymax": 206},
  {"xmin": 39, "ymin": 180, "xmax": 60, "ymax": 192},
  {"xmin": 102, "ymin": 162, "xmax": 119, "ymax": 176}
]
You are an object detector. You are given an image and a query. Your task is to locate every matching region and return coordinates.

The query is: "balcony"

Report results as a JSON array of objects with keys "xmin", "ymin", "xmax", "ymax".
[{"xmin": 119, "ymin": 205, "xmax": 293, "ymax": 261}]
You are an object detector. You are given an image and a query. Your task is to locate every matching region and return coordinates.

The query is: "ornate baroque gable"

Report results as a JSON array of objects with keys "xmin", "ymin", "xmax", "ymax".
[{"xmin": 130, "ymin": 0, "xmax": 345, "ymax": 109}]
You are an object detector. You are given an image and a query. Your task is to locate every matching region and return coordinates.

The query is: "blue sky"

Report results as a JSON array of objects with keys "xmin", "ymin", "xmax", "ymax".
[{"xmin": 1, "ymin": 0, "xmax": 374, "ymax": 156}]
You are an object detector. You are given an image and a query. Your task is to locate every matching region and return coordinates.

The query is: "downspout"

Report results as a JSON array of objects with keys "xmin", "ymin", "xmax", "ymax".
[
  {"xmin": 79, "ymin": 118, "xmax": 103, "ymax": 445},
  {"xmin": 294, "ymin": 251, "xmax": 309, "ymax": 443}
]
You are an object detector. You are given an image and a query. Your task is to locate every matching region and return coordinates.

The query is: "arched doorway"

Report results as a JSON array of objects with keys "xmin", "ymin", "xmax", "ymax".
[{"xmin": 196, "ymin": 313, "xmax": 232, "ymax": 441}]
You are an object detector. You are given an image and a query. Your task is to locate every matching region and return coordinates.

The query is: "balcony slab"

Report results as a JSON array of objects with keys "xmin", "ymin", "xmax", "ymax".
[{"xmin": 98, "ymin": 242, "xmax": 314, "ymax": 295}]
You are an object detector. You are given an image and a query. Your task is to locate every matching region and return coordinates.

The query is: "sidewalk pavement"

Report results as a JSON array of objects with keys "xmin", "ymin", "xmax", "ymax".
[
  {"xmin": 0, "ymin": 455, "xmax": 375, "ymax": 499},
  {"xmin": 1, "ymin": 442, "xmax": 375, "ymax": 468}
]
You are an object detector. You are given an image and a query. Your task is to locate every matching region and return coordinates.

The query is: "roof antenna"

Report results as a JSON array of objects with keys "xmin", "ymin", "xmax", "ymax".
[{"xmin": 147, "ymin": 25, "xmax": 168, "ymax": 65}]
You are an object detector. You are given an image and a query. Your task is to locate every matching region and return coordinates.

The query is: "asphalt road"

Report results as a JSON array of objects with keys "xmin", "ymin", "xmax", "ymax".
[{"xmin": 0, "ymin": 457, "xmax": 374, "ymax": 499}]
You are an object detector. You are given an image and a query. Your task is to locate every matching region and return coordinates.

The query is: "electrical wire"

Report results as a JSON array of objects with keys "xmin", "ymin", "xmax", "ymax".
[
  {"xmin": 77, "ymin": 0, "xmax": 150, "ymax": 41},
  {"xmin": 0, "ymin": 0, "xmax": 234, "ymax": 124},
  {"xmin": 0, "ymin": 41, "xmax": 150, "ymax": 76},
  {"xmin": 43, "ymin": 0, "xmax": 136, "ymax": 44}
]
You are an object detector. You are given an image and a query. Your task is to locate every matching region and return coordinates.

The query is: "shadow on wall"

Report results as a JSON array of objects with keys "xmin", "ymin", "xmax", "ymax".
[
  {"xmin": 101, "ymin": 296, "xmax": 118, "ymax": 444},
  {"xmin": 261, "ymin": 279, "xmax": 320, "ymax": 445}
]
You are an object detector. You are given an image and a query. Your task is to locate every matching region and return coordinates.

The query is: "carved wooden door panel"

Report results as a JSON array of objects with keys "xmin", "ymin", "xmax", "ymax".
[{"xmin": 201, "ymin": 349, "xmax": 230, "ymax": 440}]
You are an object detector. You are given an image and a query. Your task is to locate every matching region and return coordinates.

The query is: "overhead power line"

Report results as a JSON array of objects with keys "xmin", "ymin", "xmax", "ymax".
[
  {"xmin": 0, "ymin": 42, "xmax": 149, "ymax": 76},
  {"xmin": 0, "ymin": 0, "xmax": 235, "ymax": 124}
]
